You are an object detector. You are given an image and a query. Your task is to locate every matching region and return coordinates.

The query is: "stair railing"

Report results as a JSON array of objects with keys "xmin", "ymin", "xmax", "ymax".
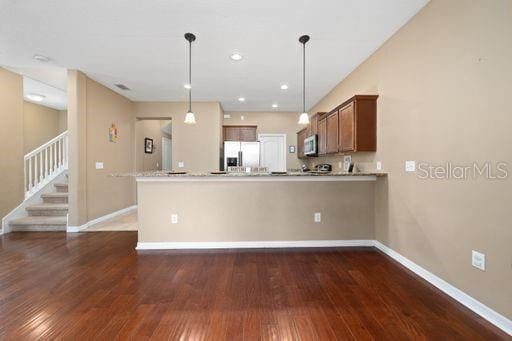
[{"xmin": 24, "ymin": 130, "xmax": 68, "ymax": 200}]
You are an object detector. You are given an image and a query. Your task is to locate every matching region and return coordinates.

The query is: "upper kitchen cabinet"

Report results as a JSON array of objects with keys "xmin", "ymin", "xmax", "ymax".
[
  {"xmin": 297, "ymin": 128, "xmax": 307, "ymax": 158},
  {"xmin": 337, "ymin": 95, "xmax": 378, "ymax": 152},
  {"xmin": 223, "ymin": 125, "xmax": 257, "ymax": 142},
  {"xmin": 326, "ymin": 110, "xmax": 339, "ymax": 154},
  {"xmin": 317, "ymin": 116, "xmax": 327, "ymax": 155}
]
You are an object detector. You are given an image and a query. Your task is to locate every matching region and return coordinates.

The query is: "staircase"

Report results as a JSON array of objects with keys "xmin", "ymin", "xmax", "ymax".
[{"xmin": 9, "ymin": 180, "xmax": 68, "ymax": 232}]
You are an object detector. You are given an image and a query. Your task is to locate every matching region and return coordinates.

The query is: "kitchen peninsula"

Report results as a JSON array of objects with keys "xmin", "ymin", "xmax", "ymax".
[{"xmin": 133, "ymin": 171, "xmax": 385, "ymax": 249}]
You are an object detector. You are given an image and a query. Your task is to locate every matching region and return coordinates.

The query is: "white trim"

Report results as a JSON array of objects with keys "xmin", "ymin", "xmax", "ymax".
[
  {"xmin": 67, "ymin": 205, "xmax": 137, "ymax": 233},
  {"xmin": 136, "ymin": 239, "xmax": 374, "ymax": 250},
  {"xmin": 374, "ymin": 241, "xmax": 512, "ymax": 336},
  {"xmin": 136, "ymin": 175, "xmax": 377, "ymax": 182},
  {"xmin": 258, "ymin": 133, "xmax": 287, "ymax": 172}
]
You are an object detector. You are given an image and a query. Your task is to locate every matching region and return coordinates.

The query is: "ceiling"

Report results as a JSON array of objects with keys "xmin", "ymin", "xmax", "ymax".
[
  {"xmin": 5, "ymin": 66, "xmax": 68, "ymax": 110},
  {"xmin": 0, "ymin": 0, "xmax": 428, "ymax": 112}
]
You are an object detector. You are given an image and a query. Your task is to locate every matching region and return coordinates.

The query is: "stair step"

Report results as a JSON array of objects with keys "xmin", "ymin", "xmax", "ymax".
[
  {"xmin": 54, "ymin": 182, "xmax": 68, "ymax": 193},
  {"xmin": 26, "ymin": 203, "xmax": 68, "ymax": 216},
  {"xmin": 10, "ymin": 216, "xmax": 67, "ymax": 232},
  {"xmin": 42, "ymin": 192, "xmax": 68, "ymax": 204}
]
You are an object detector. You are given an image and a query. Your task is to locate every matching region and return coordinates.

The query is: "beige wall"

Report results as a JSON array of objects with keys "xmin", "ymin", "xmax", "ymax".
[
  {"xmin": 307, "ymin": 0, "xmax": 512, "ymax": 319},
  {"xmin": 0, "ymin": 68, "xmax": 24, "ymax": 223},
  {"xmin": 135, "ymin": 119, "xmax": 171, "ymax": 172},
  {"xmin": 23, "ymin": 101, "xmax": 61, "ymax": 153},
  {"xmin": 134, "ymin": 102, "xmax": 223, "ymax": 172},
  {"xmin": 67, "ymin": 70, "xmax": 88, "ymax": 226},
  {"xmin": 68, "ymin": 71, "xmax": 136, "ymax": 226},
  {"xmin": 224, "ymin": 111, "xmax": 303, "ymax": 170},
  {"xmin": 58, "ymin": 110, "xmax": 67, "ymax": 133},
  {"xmin": 138, "ymin": 180, "xmax": 374, "ymax": 243},
  {"xmin": 85, "ymin": 78, "xmax": 136, "ymax": 221}
]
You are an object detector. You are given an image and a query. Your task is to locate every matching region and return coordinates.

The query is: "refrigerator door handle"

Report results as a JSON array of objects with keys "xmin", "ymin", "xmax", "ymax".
[{"xmin": 238, "ymin": 151, "xmax": 243, "ymax": 167}]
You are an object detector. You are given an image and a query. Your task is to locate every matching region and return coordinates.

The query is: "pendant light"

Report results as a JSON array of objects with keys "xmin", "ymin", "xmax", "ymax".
[
  {"xmin": 298, "ymin": 35, "xmax": 310, "ymax": 125},
  {"xmin": 184, "ymin": 33, "xmax": 197, "ymax": 125}
]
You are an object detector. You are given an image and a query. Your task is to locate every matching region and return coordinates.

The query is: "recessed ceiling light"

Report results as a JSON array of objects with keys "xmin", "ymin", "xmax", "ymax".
[
  {"xmin": 33, "ymin": 54, "xmax": 50, "ymax": 62},
  {"xmin": 238, "ymin": 97, "xmax": 245, "ymax": 102},
  {"xmin": 272, "ymin": 103, "xmax": 278, "ymax": 108},
  {"xmin": 26, "ymin": 93, "xmax": 45, "ymax": 102},
  {"xmin": 280, "ymin": 84, "xmax": 289, "ymax": 90},
  {"xmin": 184, "ymin": 84, "xmax": 192, "ymax": 89},
  {"xmin": 230, "ymin": 53, "xmax": 243, "ymax": 61}
]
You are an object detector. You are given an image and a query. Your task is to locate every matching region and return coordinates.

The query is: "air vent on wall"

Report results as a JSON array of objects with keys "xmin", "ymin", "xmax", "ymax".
[{"xmin": 115, "ymin": 84, "xmax": 131, "ymax": 91}]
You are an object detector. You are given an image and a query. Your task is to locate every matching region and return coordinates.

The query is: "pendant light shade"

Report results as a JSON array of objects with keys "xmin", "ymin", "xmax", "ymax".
[
  {"xmin": 298, "ymin": 35, "xmax": 310, "ymax": 125},
  {"xmin": 184, "ymin": 33, "xmax": 197, "ymax": 125},
  {"xmin": 298, "ymin": 112, "xmax": 310, "ymax": 125},
  {"xmin": 184, "ymin": 111, "xmax": 196, "ymax": 124}
]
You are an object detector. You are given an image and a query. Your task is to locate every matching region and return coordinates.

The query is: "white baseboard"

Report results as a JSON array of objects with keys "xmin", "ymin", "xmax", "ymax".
[
  {"xmin": 373, "ymin": 240, "xmax": 512, "ymax": 336},
  {"xmin": 67, "ymin": 205, "xmax": 137, "ymax": 233},
  {"xmin": 136, "ymin": 239, "xmax": 374, "ymax": 250}
]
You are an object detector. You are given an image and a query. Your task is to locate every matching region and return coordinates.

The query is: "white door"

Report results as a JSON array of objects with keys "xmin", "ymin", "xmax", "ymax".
[
  {"xmin": 258, "ymin": 134, "xmax": 286, "ymax": 172},
  {"xmin": 162, "ymin": 137, "xmax": 172, "ymax": 171}
]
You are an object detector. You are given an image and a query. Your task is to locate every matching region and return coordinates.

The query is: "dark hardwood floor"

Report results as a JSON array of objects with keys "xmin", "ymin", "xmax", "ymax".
[{"xmin": 0, "ymin": 232, "xmax": 507, "ymax": 340}]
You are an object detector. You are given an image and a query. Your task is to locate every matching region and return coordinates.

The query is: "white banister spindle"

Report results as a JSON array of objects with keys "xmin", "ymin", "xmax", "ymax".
[
  {"xmin": 50, "ymin": 143, "xmax": 54, "ymax": 173},
  {"xmin": 23, "ymin": 131, "xmax": 68, "ymax": 200},
  {"xmin": 45, "ymin": 148, "xmax": 48, "ymax": 177},
  {"xmin": 39, "ymin": 151, "xmax": 43, "ymax": 182},
  {"xmin": 59, "ymin": 137, "xmax": 63, "ymax": 168}
]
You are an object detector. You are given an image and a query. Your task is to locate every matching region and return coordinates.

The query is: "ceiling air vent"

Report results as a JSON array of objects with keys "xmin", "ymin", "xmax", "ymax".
[{"xmin": 115, "ymin": 83, "xmax": 131, "ymax": 91}]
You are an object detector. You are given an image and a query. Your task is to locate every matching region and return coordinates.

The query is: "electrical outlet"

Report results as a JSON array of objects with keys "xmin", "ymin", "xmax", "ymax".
[
  {"xmin": 171, "ymin": 214, "xmax": 178, "ymax": 224},
  {"xmin": 376, "ymin": 161, "xmax": 382, "ymax": 171},
  {"xmin": 472, "ymin": 250, "xmax": 485, "ymax": 271},
  {"xmin": 241, "ymin": 115, "xmax": 245, "ymax": 121},
  {"xmin": 405, "ymin": 161, "xmax": 416, "ymax": 172},
  {"xmin": 178, "ymin": 162, "xmax": 185, "ymax": 168},
  {"xmin": 314, "ymin": 212, "xmax": 321, "ymax": 223},
  {"xmin": 95, "ymin": 162, "xmax": 104, "ymax": 169}
]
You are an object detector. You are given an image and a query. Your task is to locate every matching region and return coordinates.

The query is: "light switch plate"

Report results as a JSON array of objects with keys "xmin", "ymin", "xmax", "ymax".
[
  {"xmin": 405, "ymin": 161, "xmax": 416, "ymax": 172},
  {"xmin": 472, "ymin": 250, "xmax": 485, "ymax": 271},
  {"xmin": 376, "ymin": 161, "xmax": 382, "ymax": 171},
  {"xmin": 171, "ymin": 214, "xmax": 178, "ymax": 224},
  {"xmin": 241, "ymin": 115, "xmax": 245, "ymax": 121},
  {"xmin": 178, "ymin": 162, "xmax": 185, "ymax": 168},
  {"xmin": 314, "ymin": 212, "xmax": 321, "ymax": 223},
  {"xmin": 95, "ymin": 162, "xmax": 104, "ymax": 169}
]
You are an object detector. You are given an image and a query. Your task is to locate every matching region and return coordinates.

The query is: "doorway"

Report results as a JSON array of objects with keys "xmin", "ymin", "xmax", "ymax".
[
  {"xmin": 135, "ymin": 118, "xmax": 172, "ymax": 172},
  {"xmin": 162, "ymin": 136, "xmax": 172, "ymax": 171},
  {"xmin": 258, "ymin": 133, "xmax": 286, "ymax": 172}
]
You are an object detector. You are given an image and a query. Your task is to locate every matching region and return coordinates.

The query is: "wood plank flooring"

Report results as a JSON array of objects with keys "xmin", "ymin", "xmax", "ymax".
[{"xmin": 0, "ymin": 232, "xmax": 508, "ymax": 340}]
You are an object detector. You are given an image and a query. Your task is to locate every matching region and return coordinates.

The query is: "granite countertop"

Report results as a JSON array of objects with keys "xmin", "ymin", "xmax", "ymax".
[{"xmin": 111, "ymin": 171, "xmax": 387, "ymax": 178}]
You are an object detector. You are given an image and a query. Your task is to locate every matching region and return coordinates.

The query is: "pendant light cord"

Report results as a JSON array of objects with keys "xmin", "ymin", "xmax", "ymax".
[
  {"xmin": 188, "ymin": 39, "xmax": 192, "ymax": 113},
  {"xmin": 302, "ymin": 41, "xmax": 306, "ymax": 113}
]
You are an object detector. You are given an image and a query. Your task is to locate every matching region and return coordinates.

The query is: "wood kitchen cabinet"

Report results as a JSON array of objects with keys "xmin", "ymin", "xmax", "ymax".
[
  {"xmin": 337, "ymin": 95, "xmax": 378, "ymax": 152},
  {"xmin": 223, "ymin": 125, "xmax": 257, "ymax": 142},
  {"xmin": 325, "ymin": 110, "xmax": 339, "ymax": 154},
  {"xmin": 317, "ymin": 117, "xmax": 327, "ymax": 155},
  {"xmin": 297, "ymin": 128, "xmax": 307, "ymax": 159}
]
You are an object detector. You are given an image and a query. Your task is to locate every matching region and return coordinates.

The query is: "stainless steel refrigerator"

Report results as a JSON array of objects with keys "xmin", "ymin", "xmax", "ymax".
[{"xmin": 223, "ymin": 141, "xmax": 260, "ymax": 170}]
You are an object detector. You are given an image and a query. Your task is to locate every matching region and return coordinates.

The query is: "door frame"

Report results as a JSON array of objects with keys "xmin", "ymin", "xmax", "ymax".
[{"xmin": 258, "ymin": 133, "xmax": 287, "ymax": 172}]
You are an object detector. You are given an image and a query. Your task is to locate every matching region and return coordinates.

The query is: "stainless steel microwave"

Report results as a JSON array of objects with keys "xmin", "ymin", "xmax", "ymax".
[{"xmin": 304, "ymin": 135, "xmax": 318, "ymax": 156}]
